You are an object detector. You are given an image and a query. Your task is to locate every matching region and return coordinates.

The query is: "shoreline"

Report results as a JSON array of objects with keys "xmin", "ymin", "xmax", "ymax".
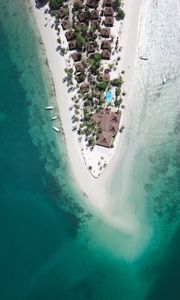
[{"xmin": 29, "ymin": 0, "xmax": 145, "ymax": 222}]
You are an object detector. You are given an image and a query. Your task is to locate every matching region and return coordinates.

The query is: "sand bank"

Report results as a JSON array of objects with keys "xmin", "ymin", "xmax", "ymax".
[{"xmin": 29, "ymin": 0, "xmax": 145, "ymax": 230}]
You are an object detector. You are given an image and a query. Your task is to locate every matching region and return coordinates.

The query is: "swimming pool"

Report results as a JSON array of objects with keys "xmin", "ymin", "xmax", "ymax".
[{"xmin": 105, "ymin": 90, "xmax": 112, "ymax": 103}]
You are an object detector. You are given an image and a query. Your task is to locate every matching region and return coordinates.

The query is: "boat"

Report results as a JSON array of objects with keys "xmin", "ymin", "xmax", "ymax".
[
  {"xmin": 45, "ymin": 106, "xmax": 54, "ymax": 110},
  {"xmin": 51, "ymin": 115, "xmax": 58, "ymax": 121},
  {"xmin": 52, "ymin": 126, "xmax": 60, "ymax": 133},
  {"xmin": 162, "ymin": 77, "xmax": 167, "ymax": 85},
  {"xmin": 139, "ymin": 56, "xmax": 148, "ymax": 61}
]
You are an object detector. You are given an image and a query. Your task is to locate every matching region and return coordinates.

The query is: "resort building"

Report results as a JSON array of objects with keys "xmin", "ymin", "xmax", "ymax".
[
  {"xmin": 69, "ymin": 40, "xmax": 77, "ymax": 51},
  {"xmin": 103, "ymin": 0, "xmax": 113, "ymax": 7},
  {"xmin": 101, "ymin": 40, "xmax": 111, "ymax": 50},
  {"xmin": 65, "ymin": 30, "xmax": 74, "ymax": 41},
  {"xmin": 72, "ymin": 52, "xmax": 82, "ymax": 62},
  {"xmin": 92, "ymin": 109, "xmax": 121, "ymax": 148},
  {"xmin": 86, "ymin": 0, "xmax": 96, "ymax": 9},
  {"xmin": 61, "ymin": 19, "xmax": 70, "ymax": 30},
  {"xmin": 104, "ymin": 7, "xmax": 114, "ymax": 16},
  {"xmin": 100, "ymin": 28, "xmax": 111, "ymax": 38},
  {"xmin": 104, "ymin": 16, "xmax": 114, "ymax": 27},
  {"xmin": 102, "ymin": 49, "xmax": 111, "ymax": 59}
]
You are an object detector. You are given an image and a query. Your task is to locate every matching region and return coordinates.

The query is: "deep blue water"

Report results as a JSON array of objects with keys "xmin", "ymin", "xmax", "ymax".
[{"xmin": 0, "ymin": 0, "xmax": 179, "ymax": 299}]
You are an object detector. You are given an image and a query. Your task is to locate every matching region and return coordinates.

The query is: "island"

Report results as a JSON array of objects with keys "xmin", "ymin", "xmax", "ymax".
[
  {"xmin": 30, "ymin": 0, "xmax": 144, "ymax": 208},
  {"xmin": 33, "ymin": 0, "xmax": 126, "ymax": 178}
]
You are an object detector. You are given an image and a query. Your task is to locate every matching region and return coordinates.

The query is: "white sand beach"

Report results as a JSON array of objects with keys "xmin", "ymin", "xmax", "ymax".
[{"xmin": 29, "ymin": 0, "xmax": 145, "ymax": 230}]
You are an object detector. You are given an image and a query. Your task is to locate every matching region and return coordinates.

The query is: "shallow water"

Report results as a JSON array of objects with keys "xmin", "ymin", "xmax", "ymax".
[{"xmin": 0, "ymin": 0, "xmax": 179, "ymax": 299}]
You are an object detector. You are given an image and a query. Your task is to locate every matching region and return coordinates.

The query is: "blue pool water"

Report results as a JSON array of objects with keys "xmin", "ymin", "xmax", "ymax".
[{"xmin": 105, "ymin": 90, "xmax": 112, "ymax": 103}]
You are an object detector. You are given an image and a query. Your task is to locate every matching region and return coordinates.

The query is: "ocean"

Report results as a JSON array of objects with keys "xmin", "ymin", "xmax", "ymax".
[{"xmin": 0, "ymin": 0, "xmax": 179, "ymax": 299}]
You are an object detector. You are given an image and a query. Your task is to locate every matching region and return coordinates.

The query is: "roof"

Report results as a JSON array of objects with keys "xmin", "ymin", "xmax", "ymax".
[
  {"xmin": 59, "ymin": 7, "xmax": 66, "ymax": 19},
  {"xmin": 65, "ymin": 30, "xmax": 74, "ymax": 41},
  {"xmin": 72, "ymin": 52, "xmax": 82, "ymax": 62},
  {"xmin": 99, "ymin": 73, "xmax": 110, "ymax": 82},
  {"xmin": 61, "ymin": 19, "xmax": 70, "ymax": 30},
  {"xmin": 102, "ymin": 49, "xmax": 111, "ymax": 59},
  {"xmin": 75, "ymin": 62, "xmax": 83, "ymax": 72},
  {"xmin": 96, "ymin": 132, "xmax": 113, "ymax": 148},
  {"xmin": 104, "ymin": 16, "xmax": 114, "ymax": 26},
  {"xmin": 92, "ymin": 109, "xmax": 121, "ymax": 147},
  {"xmin": 86, "ymin": 0, "xmax": 95, "ymax": 8},
  {"xmin": 78, "ymin": 12, "xmax": 85, "ymax": 22},
  {"xmin": 104, "ymin": 7, "xmax": 114, "ymax": 16},
  {"xmin": 103, "ymin": 0, "xmax": 113, "ymax": 6},
  {"xmin": 74, "ymin": 0, "xmax": 84, "ymax": 8},
  {"xmin": 87, "ymin": 43, "xmax": 95, "ymax": 53},
  {"xmin": 80, "ymin": 83, "xmax": 89, "ymax": 93},
  {"xmin": 90, "ymin": 9, "xmax": 99, "ymax": 20},
  {"xmin": 101, "ymin": 40, "xmax": 111, "ymax": 50},
  {"xmin": 100, "ymin": 28, "xmax": 110, "ymax": 37},
  {"xmin": 69, "ymin": 40, "xmax": 77, "ymax": 50}
]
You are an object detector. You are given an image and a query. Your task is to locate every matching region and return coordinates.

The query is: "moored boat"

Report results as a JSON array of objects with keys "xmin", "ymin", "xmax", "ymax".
[
  {"xmin": 51, "ymin": 115, "xmax": 58, "ymax": 121},
  {"xmin": 139, "ymin": 56, "xmax": 148, "ymax": 60},
  {"xmin": 162, "ymin": 77, "xmax": 167, "ymax": 84},
  {"xmin": 45, "ymin": 106, "xmax": 54, "ymax": 110},
  {"xmin": 52, "ymin": 126, "xmax": 60, "ymax": 132}
]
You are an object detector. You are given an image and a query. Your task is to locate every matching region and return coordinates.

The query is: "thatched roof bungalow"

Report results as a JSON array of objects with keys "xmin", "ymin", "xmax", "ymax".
[
  {"xmin": 61, "ymin": 19, "xmax": 70, "ymax": 30},
  {"xmin": 102, "ymin": 49, "xmax": 111, "ymax": 59},
  {"xmin": 100, "ymin": 28, "xmax": 110, "ymax": 38},
  {"xmin": 104, "ymin": 16, "xmax": 114, "ymax": 27}
]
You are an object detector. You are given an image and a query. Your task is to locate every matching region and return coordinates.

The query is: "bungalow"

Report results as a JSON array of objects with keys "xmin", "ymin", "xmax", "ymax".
[
  {"xmin": 65, "ymin": 30, "xmax": 74, "ymax": 41},
  {"xmin": 87, "ymin": 43, "xmax": 95, "ymax": 54},
  {"xmin": 75, "ymin": 62, "xmax": 83, "ymax": 72},
  {"xmin": 111, "ymin": 111, "xmax": 121, "ymax": 123},
  {"xmin": 96, "ymin": 132, "xmax": 113, "ymax": 148},
  {"xmin": 86, "ymin": 32, "xmax": 94, "ymax": 40},
  {"xmin": 99, "ymin": 72, "xmax": 110, "ymax": 82},
  {"xmin": 101, "ymin": 40, "xmax": 111, "ymax": 50},
  {"xmin": 76, "ymin": 74, "xmax": 85, "ymax": 83},
  {"xmin": 78, "ymin": 12, "xmax": 85, "ymax": 22},
  {"xmin": 104, "ymin": 7, "xmax": 114, "ymax": 16},
  {"xmin": 86, "ymin": 0, "xmax": 95, "ymax": 9},
  {"xmin": 72, "ymin": 52, "xmax": 82, "ymax": 62},
  {"xmin": 59, "ymin": 7, "xmax": 66, "ymax": 19},
  {"xmin": 80, "ymin": 83, "xmax": 89, "ymax": 93},
  {"xmin": 90, "ymin": 9, "xmax": 99, "ymax": 20},
  {"xmin": 103, "ymin": 0, "xmax": 113, "ymax": 6},
  {"xmin": 100, "ymin": 27, "xmax": 110, "ymax": 38},
  {"xmin": 104, "ymin": 16, "xmax": 114, "ymax": 27},
  {"xmin": 69, "ymin": 40, "xmax": 77, "ymax": 51},
  {"xmin": 74, "ymin": 0, "xmax": 84, "ymax": 9},
  {"xmin": 78, "ymin": 21, "xmax": 87, "ymax": 31},
  {"xmin": 92, "ymin": 109, "xmax": 121, "ymax": 147},
  {"xmin": 61, "ymin": 19, "xmax": 70, "ymax": 30},
  {"xmin": 102, "ymin": 49, "xmax": 111, "ymax": 59}
]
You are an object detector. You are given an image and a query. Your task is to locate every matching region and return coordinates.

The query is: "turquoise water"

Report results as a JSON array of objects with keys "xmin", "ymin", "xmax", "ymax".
[
  {"xmin": 105, "ymin": 90, "xmax": 112, "ymax": 103},
  {"xmin": 0, "ymin": 0, "xmax": 179, "ymax": 299}
]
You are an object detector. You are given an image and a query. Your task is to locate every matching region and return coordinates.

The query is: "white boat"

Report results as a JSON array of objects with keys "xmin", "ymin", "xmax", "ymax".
[
  {"xmin": 162, "ymin": 77, "xmax": 167, "ymax": 85},
  {"xmin": 52, "ymin": 126, "xmax": 60, "ymax": 132},
  {"xmin": 45, "ymin": 106, "xmax": 54, "ymax": 110},
  {"xmin": 139, "ymin": 56, "xmax": 148, "ymax": 61},
  {"xmin": 51, "ymin": 115, "xmax": 58, "ymax": 121}
]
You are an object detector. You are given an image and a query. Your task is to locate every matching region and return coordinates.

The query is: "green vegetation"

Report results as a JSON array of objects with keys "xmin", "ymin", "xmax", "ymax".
[
  {"xmin": 74, "ymin": 26, "xmax": 86, "ymax": 50},
  {"xmin": 49, "ymin": 0, "xmax": 63, "ymax": 10},
  {"xmin": 46, "ymin": 0, "xmax": 125, "ymax": 147},
  {"xmin": 37, "ymin": 0, "xmax": 48, "ymax": 6},
  {"xmin": 113, "ymin": 0, "xmax": 121, "ymax": 10},
  {"xmin": 110, "ymin": 77, "xmax": 123, "ymax": 87},
  {"xmin": 90, "ymin": 53, "xmax": 102, "ymax": 74},
  {"xmin": 96, "ymin": 81, "xmax": 108, "ymax": 91},
  {"xmin": 116, "ymin": 8, "xmax": 125, "ymax": 20}
]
